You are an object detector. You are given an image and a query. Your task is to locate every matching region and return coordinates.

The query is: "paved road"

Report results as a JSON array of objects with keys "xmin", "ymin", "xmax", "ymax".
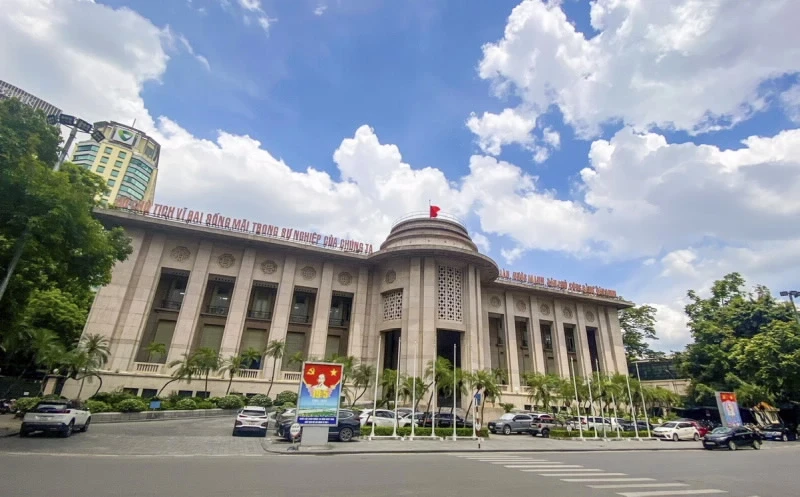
[{"xmin": 0, "ymin": 446, "xmax": 797, "ymax": 497}]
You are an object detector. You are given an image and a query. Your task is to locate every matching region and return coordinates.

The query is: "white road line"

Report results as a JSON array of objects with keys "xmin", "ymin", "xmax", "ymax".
[
  {"xmin": 489, "ymin": 460, "xmax": 550, "ymax": 464},
  {"xmin": 534, "ymin": 469, "xmax": 604, "ymax": 473},
  {"xmin": 541, "ymin": 472, "xmax": 628, "ymax": 477},
  {"xmin": 589, "ymin": 484, "xmax": 691, "ymax": 489},
  {"xmin": 562, "ymin": 478, "xmax": 656, "ymax": 483},
  {"xmin": 504, "ymin": 464, "xmax": 577, "ymax": 469},
  {"xmin": 617, "ymin": 490, "xmax": 727, "ymax": 497}
]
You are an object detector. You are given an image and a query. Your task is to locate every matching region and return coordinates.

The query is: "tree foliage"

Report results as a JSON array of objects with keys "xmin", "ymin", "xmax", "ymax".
[
  {"xmin": 676, "ymin": 272, "xmax": 800, "ymax": 406},
  {"xmin": 619, "ymin": 304, "xmax": 663, "ymax": 361},
  {"xmin": 0, "ymin": 99, "xmax": 132, "ymax": 373}
]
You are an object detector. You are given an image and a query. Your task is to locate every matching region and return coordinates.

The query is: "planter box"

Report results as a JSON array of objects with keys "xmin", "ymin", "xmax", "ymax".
[{"xmin": 92, "ymin": 408, "xmax": 239, "ymax": 423}]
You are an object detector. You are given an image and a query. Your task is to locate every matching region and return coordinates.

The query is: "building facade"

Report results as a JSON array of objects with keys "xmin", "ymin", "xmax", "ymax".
[
  {"xmin": 70, "ymin": 122, "xmax": 161, "ymax": 205},
  {"xmin": 61, "ymin": 206, "xmax": 632, "ymax": 406},
  {"xmin": 0, "ymin": 79, "xmax": 62, "ymax": 117}
]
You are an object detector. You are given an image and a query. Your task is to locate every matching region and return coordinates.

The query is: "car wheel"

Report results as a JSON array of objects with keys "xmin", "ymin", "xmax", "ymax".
[
  {"xmin": 703, "ymin": 446, "xmax": 713, "ymax": 450},
  {"xmin": 752, "ymin": 439, "xmax": 761, "ymax": 450},
  {"xmin": 80, "ymin": 418, "xmax": 91, "ymax": 433},
  {"xmin": 541, "ymin": 428, "xmax": 550, "ymax": 438},
  {"xmin": 693, "ymin": 433, "xmax": 700, "ymax": 441},
  {"xmin": 503, "ymin": 425, "xmax": 512, "ymax": 435},
  {"xmin": 338, "ymin": 427, "xmax": 354, "ymax": 442},
  {"xmin": 62, "ymin": 421, "xmax": 74, "ymax": 438},
  {"xmin": 672, "ymin": 433, "xmax": 679, "ymax": 442},
  {"xmin": 232, "ymin": 429, "xmax": 238, "ymax": 437},
  {"xmin": 782, "ymin": 434, "xmax": 789, "ymax": 442},
  {"xmin": 727, "ymin": 440, "xmax": 737, "ymax": 451}
]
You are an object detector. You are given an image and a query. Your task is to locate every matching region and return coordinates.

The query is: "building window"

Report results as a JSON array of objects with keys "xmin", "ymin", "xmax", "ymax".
[
  {"xmin": 122, "ymin": 388, "xmax": 139, "ymax": 396},
  {"xmin": 141, "ymin": 389, "xmax": 157, "ymax": 399},
  {"xmin": 565, "ymin": 326, "xmax": 577, "ymax": 353},
  {"xmin": 110, "ymin": 169, "xmax": 119, "ymax": 177},
  {"xmin": 437, "ymin": 265, "xmax": 463, "ymax": 321},
  {"xmin": 382, "ymin": 290, "xmax": 403, "ymax": 320},
  {"xmin": 118, "ymin": 151, "xmax": 127, "ymax": 159},
  {"xmin": 72, "ymin": 153, "xmax": 96, "ymax": 162},
  {"xmin": 100, "ymin": 156, "xmax": 109, "ymax": 164},
  {"xmin": 96, "ymin": 165, "xmax": 105, "ymax": 173},
  {"xmin": 239, "ymin": 328, "xmax": 268, "ymax": 369},
  {"xmin": 541, "ymin": 323, "xmax": 553, "ymax": 351},
  {"xmin": 115, "ymin": 160, "xmax": 123, "ymax": 167},
  {"xmin": 108, "ymin": 179, "xmax": 116, "ymax": 186},
  {"xmin": 104, "ymin": 147, "xmax": 113, "ymax": 154},
  {"xmin": 282, "ymin": 332, "xmax": 307, "ymax": 371},
  {"xmin": 76, "ymin": 144, "xmax": 98, "ymax": 152},
  {"xmin": 247, "ymin": 286, "xmax": 275, "ymax": 320},
  {"xmin": 196, "ymin": 324, "xmax": 224, "ymax": 353}
]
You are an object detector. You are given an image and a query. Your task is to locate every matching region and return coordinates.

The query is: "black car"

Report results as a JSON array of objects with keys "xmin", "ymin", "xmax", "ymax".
[
  {"xmin": 420, "ymin": 412, "xmax": 472, "ymax": 429},
  {"xmin": 703, "ymin": 426, "xmax": 761, "ymax": 451},
  {"xmin": 276, "ymin": 409, "xmax": 361, "ymax": 442},
  {"xmin": 759, "ymin": 423, "xmax": 793, "ymax": 442}
]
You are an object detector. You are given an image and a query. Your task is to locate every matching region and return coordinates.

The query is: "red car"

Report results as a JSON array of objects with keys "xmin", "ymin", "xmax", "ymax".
[{"xmin": 681, "ymin": 419, "xmax": 709, "ymax": 437}]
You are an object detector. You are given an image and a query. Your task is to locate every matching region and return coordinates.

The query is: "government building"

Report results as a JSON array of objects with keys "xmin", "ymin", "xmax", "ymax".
[{"xmin": 60, "ymin": 201, "xmax": 633, "ymax": 407}]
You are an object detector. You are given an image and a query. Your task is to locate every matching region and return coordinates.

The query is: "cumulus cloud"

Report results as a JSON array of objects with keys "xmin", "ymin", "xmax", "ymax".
[
  {"xmin": 780, "ymin": 84, "xmax": 800, "ymax": 123},
  {"xmin": 466, "ymin": 108, "xmax": 536, "ymax": 155},
  {"xmin": 314, "ymin": 4, "xmax": 328, "ymax": 16},
  {"xmin": 471, "ymin": 232, "xmax": 491, "ymax": 254}
]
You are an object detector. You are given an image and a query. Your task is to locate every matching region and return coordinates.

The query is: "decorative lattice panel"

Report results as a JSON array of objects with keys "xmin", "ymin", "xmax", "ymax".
[
  {"xmin": 437, "ymin": 265, "xmax": 463, "ymax": 321},
  {"xmin": 382, "ymin": 290, "xmax": 403, "ymax": 320}
]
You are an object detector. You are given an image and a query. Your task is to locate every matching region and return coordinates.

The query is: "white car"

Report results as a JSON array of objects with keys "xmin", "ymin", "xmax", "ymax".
[
  {"xmin": 232, "ymin": 406, "xmax": 269, "ymax": 436},
  {"xmin": 652, "ymin": 421, "xmax": 700, "ymax": 441},
  {"xmin": 398, "ymin": 412, "xmax": 423, "ymax": 427},
  {"xmin": 359, "ymin": 409, "xmax": 396, "ymax": 427},
  {"xmin": 20, "ymin": 399, "xmax": 91, "ymax": 438}
]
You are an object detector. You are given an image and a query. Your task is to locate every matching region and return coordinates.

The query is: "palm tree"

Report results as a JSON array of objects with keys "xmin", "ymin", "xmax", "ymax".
[
  {"xmin": 523, "ymin": 372, "xmax": 550, "ymax": 411},
  {"xmin": 69, "ymin": 334, "xmax": 110, "ymax": 400},
  {"xmin": 28, "ymin": 329, "xmax": 67, "ymax": 396},
  {"xmin": 82, "ymin": 334, "xmax": 111, "ymax": 369},
  {"xmin": 158, "ymin": 353, "xmax": 199, "ymax": 397},
  {"xmin": 146, "ymin": 342, "xmax": 167, "ymax": 363},
  {"xmin": 424, "ymin": 356, "xmax": 453, "ymax": 413},
  {"xmin": 329, "ymin": 354, "xmax": 356, "ymax": 401},
  {"xmin": 286, "ymin": 351, "xmax": 305, "ymax": 370},
  {"xmin": 220, "ymin": 355, "xmax": 246, "ymax": 395},
  {"xmin": 474, "ymin": 369, "xmax": 502, "ymax": 426},
  {"xmin": 263, "ymin": 339, "xmax": 286, "ymax": 398},
  {"xmin": 380, "ymin": 369, "xmax": 398, "ymax": 406},
  {"xmin": 492, "ymin": 367, "xmax": 509, "ymax": 386},
  {"xmin": 193, "ymin": 347, "xmax": 221, "ymax": 394},
  {"xmin": 398, "ymin": 375, "xmax": 428, "ymax": 413},
  {"xmin": 348, "ymin": 363, "xmax": 375, "ymax": 406}
]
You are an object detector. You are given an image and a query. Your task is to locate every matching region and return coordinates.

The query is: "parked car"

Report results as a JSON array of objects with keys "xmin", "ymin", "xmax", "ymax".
[
  {"xmin": 419, "ymin": 412, "xmax": 472, "ymax": 429},
  {"xmin": 277, "ymin": 409, "xmax": 361, "ymax": 442},
  {"xmin": 359, "ymin": 409, "xmax": 396, "ymax": 427},
  {"xmin": 398, "ymin": 412, "xmax": 423, "ymax": 427},
  {"xmin": 20, "ymin": 399, "xmax": 91, "ymax": 437},
  {"xmin": 652, "ymin": 421, "xmax": 700, "ymax": 441},
  {"xmin": 758, "ymin": 423, "xmax": 793, "ymax": 442},
  {"xmin": 488, "ymin": 413, "xmax": 534, "ymax": 435},
  {"xmin": 530, "ymin": 414, "xmax": 560, "ymax": 437},
  {"xmin": 703, "ymin": 426, "xmax": 761, "ymax": 450},
  {"xmin": 232, "ymin": 406, "xmax": 269, "ymax": 436},
  {"xmin": 681, "ymin": 419, "xmax": 710, "ymax": 438}
]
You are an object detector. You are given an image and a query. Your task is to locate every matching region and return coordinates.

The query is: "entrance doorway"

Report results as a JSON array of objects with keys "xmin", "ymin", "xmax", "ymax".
[
  {"xmin": 436, "ymin": 329, "xmax": 462, "ymax": 408},
  {"xmin": 382, "ymin": 329, "xmax": 401, "ymax": 371}
]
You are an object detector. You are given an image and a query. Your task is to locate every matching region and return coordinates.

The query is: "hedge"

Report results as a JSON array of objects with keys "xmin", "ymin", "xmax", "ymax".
[
  {"xmin": 549, "ymin": 429, "xmax": 640, "ymax": 438},
  {"xmin": 13, "ymin": 397, "xmax": 41, "ymax": 414},
  {"xmin": 114, "ymin": 398, "xmax": 148, "ymax": 413},
  {"xmin": 370, "ymin": 426, "xmax": 490, "ymax": 438}
]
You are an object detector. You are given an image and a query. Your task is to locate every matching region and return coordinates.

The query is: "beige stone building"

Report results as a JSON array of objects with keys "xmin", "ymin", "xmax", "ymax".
[{"xmin": 60, "ymin": 207, "xmax": 633, "ymax": 406}]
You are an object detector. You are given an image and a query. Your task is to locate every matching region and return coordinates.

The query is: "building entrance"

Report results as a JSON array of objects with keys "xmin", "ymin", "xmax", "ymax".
[{"xmin": 436, "ymin": 329, "xmax": 462, "ymax": 408}]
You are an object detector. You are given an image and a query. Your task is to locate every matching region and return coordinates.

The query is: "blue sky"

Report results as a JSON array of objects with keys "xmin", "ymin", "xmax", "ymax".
[{"xmin": 3, "ymin": 0, "xmax": 800, "ymax": 351}]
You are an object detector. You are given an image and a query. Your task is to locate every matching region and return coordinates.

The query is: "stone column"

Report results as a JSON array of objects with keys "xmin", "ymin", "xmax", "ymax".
[
  {"xmin": 528, "ymin": 296, "xmax": 546, "ymax": 374},
  {"xmin": 588, "ymin": 305, "xmax": 614, "ymax": 374},
  {"xmin": 308, "ymin": 262, "xmax": 335, "ymax": 359},
  {"xmin": 574, "ymin": 303, "xmax": 595, "ymax": 376},
  {"xmin": 261, "ymin": 255, "xmax": 297, "ymax": 383},
  {"xmin": 465, "ymin": 265, "xmax": 481, "ymax": 373},
  {"xmin": 605, "ymin": 308, "xmax": 628, "ymax": 374},
  {"xmin": 404, "ymin": 258, "xmax": 422, "ymax": 376},
  {"xmin": 482, "ymin": 295, "xmax": 492, "ymax": 372},
  {"xmin": 112, "ymin": 233, "xmax": 166, "ymax": 371},
  {"xmin": 346, "ymin": 267, "xmax": 369, "ymax": 360},
  {"xmin": 503, "ymin": 292, "xmax": 521, "ymax": 390},
  {"xmin": 420, "ymin": 258, "xmax": 437, "ymax": 370},
  {"xmin": 167, "ymin": 240, "xmax": 213, "ymax": 363},
  {"xmin": 364, "ymin": 269, "xmax": 382, "ymax": 368},
  {"xmin": 551, "ymin": 301, "xmax": 570, "ymax": 378},
  {"xmin": 218, "ymin": 248, "xmax": 256, "ymax": 360}
]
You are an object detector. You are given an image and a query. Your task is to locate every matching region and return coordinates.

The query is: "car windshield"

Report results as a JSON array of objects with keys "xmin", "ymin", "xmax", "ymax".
[
  {"xmin": 661, "ymin": 422, "xmax": 678, "ymax": 428},
  {"xmin": 711, "ymin": 427, "xmax": 733, "ymax": 434},
  {"xmin": 35, "ymin": 403, "xmax": 69, "ymax": 411},
  {"xmin": 241, "ymin": 409, "xmax": 265, "ymax": 417},
  {"xmin": 765, "ymin": 424, "xmax": 782, "ymax": 430},
  {"xmin": 500, "ymin": 413, "xmax": 515, "ymax": 420}
]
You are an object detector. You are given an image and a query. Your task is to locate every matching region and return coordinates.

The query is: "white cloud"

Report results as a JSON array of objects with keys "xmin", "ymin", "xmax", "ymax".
[
  {"xmin": 780, "ymin": 84, "xmax": 800, "ymax": 123},
  {"xmin": 257, "ymin": 16, "xmax": 274, "ymax": 32},
  {"xmin": 466, "ymin": 108, "xmax": 536, "ymax": 155},
  {"xmin": 478, "ymin": 0, "xmax": 800, "ymax": 137},
  {"xmin": 162, "ymin": 27, "xmax": 211, "ymax": 71},
  {"xmin": 500, "ymin": 246, "xmax": 525, "ymax": 264},
  {"xmin": 238, "ymin": 0, "xmax": 261, "ymax": 12},
  {"xmin": 314, "ymin": 4, "xmax": 328, "ymax": 16},
  {"xmin": 472, "ymin": 232, "xmax": 491, "ymax": 253}
]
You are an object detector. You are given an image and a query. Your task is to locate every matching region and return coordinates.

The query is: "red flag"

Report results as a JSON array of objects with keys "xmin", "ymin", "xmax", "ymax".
[{"xmin": 429, "ymin": 205, "xmax": 441, "ymax": 218}]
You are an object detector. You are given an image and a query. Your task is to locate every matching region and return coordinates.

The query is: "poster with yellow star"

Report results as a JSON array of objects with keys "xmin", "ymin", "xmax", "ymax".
[{"xmin": 296, "ymin": 362, "xmax": 344, "ymax": 426}]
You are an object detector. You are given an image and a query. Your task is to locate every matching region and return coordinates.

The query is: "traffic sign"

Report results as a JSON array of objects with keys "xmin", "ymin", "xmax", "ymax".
[{"xmin": 290, "ymin": 423, "xmax": 302, "ymax": 439}]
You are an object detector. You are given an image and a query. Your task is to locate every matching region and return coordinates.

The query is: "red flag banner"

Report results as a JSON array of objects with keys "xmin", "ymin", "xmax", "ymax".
[{"xmin": 429, "ymin": 205, "xmax": 441, "ymax": 218}]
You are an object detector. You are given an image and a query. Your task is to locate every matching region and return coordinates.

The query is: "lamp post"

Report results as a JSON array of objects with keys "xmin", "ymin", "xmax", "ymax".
[
  {"xmin": 0, "ymin": 113, "xmax": 105, "ymax": 303},
  {"xmin": 779, "ymin": 290, "xmax": 800, "ymax": 325}
]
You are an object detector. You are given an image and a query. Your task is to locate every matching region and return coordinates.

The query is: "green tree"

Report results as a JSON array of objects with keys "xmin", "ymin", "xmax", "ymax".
[
  {"xmin": 145, "ymin": 342, "xmax": 167, "ymax": 364},
  {"xmin": 380, "ymin": 368, "xmax": 398, "ymax": 407},
  {"xmin": 158, "ymin": 353, "xmax": 199, "ymax": 397},
  {"xmin": 263, "ymin": 339, "xmax": 286, "ymax": 398},
  {"xmin": 219, "ymin": 355, "xmax": 246, "ymax": 396},
  {"xmin": 424, "ymin": 356, "xmax": 453, "ymax": 413},
  {"xmin": 348, "ymin": 362, "xmax": 375, "ymax": 407},
  {"xmin": 65, "ymin": 333, "xmax": 110, "ymax": 400},
  {"xmin": 0, "ymin": 99, "xmax": 132, "ymax": 374},
  {"xmin": 619, "ymin": 304, "xmax": 663, "ymax": 361},
  {"xmin": 398, "ymin": 375, "xmax": 428, "ymax": 413},
  {"xmin": 193, "ymin": 347, "xmax": 221, "ymax": 394}
]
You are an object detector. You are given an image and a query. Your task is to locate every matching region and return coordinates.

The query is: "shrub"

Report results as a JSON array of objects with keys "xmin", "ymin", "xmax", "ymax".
[
  {"xmin": 275, "ymin": 390, "xmax": 297, "ymax": 406},
  {"xmin": 14, "ymin": 397, "xmax": 41, "ymax": 414},
  {"xmin": 206, "ymin": 397, "xmax": 223, "ymax": 407},
  {"xmin": 174, "ymin": 398, "xmax": 197, "ymax": 410},
  {"xmin": 248, "ymin": 394, "xmax": 272, "ymax": 408},
  {"xmin": 500, "ymin": 403, "xmax": 515, "ymax": 413},
  {"xmin": 42, "ymin": 394, "xmax": 65, "ymax": 400},
  {"xmin": 92, "ymin": 388, "xmax": 135, "ymax": 406},
  {"xmin": 196, "ymin": 401, "xmax": 215, "ymax": 410},
  {"xmin": 216, "ymin": 395, "xmax": 245, "ymax": 410},
  {"xmin": 114, "ymin": 398, "xmax": 148, "ymax": 413},
  {"xmin": 85, "ymin": 400, "xmax": 112, "ymax": 413},
  {"xmin": 371, "ymin": 426, "xmax": 490, "ymax": 438}
]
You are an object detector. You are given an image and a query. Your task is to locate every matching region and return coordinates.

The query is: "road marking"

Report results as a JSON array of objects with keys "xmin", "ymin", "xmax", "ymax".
[
  {"xmin": 489, "ymin": 460, "xmax": 550, "ymax": 464},
  {"xmin": 589, "ymin": 484, "xmax": 691, "ymax": 489},
  {"xmin": 504, "ymin": 464, "xmax": 578, "ymax": 469},
  {"xmin": 617, "ymin": 491, "xmax": 727, "ymax": 497},
  {"xmin": 541, "ymin": 472, "xmax": 628, "ymax": 477},
  {"xmin": 561, "ymin": 478, "xmax": 656, "ymax": 482},
  {"xmin": 534, "ymin": 469, "xmax": 604, "ymax": 473}
]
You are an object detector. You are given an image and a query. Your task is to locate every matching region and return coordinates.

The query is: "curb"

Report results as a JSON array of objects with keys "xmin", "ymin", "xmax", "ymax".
[
  {"xmin": 262, "ymin": 444, "xmax": 702, "ymax": 456},
  {"xmin": 2, "ymin": 431, "xmax": 20, "ymax": 438}
]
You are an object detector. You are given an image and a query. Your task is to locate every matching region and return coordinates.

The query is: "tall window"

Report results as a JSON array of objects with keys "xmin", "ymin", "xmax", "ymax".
[
  {"xmin": 564, "ymin": 326, "xmax": 577, "ymax": 353},
  {"xmin": 196, "ymin": 324, "xmax": 224, "ymax": 353},
  {"xmin": 239, "ymin": 328, "xmax": 268, "ymax": 369},
  {"xmin": 282, "ymin": 332, "xmax": 306, "ymax": 371},
  {"xmin": 167, "ymin": 277, "xmax": 187, "ymax": 304},
  {"xmin": 209, "ymin": 284, "xmax": 232, "ymax": 310},
  {"xmin": 248, "ymin": 286, "xmax": 274, "ymax": 319}
]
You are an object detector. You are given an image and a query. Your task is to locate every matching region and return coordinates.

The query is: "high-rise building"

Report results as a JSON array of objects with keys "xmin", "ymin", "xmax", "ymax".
[
  {"xmin": 71, "ymin": 121, "xmax": 161, "ymax": 204},
  {"xmin": 0, "ymin": 79, "xmax": 62, "ymax": 117}
]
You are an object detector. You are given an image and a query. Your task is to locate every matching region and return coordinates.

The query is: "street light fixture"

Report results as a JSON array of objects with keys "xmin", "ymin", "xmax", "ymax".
[
  {"xmin": 0, "ymin": 112, "xmax": 107, "ymax": 304},
  {"xmin": 779, "ymin": 290, "xmax": 800, "ymax": 324}
]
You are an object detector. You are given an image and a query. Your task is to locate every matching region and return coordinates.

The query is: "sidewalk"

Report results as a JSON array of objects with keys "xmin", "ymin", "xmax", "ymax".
[
  {"xmin": 0, "ymin": 416, "xmax": 21, "ymax": 437},
  {"xmin": 264, "ymin": 436, "xmax": 702, "ymax": 455}
]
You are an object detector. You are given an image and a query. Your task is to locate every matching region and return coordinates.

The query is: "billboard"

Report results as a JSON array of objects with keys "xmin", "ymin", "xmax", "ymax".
[
  {"xmin": 715, "ymin": 391, "xmax": 743, "ymax": 428},
  {"xmin": 112, "ymin": 126, "xmax": 138, "ymax": 146},
  {"xmin": 296, "ymin": 361, "xmax": 343, "ymax": 426}
]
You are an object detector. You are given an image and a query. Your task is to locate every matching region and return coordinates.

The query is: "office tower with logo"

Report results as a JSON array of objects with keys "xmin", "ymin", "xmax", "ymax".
[{"xmin": 70, "ymin": 122, "xmax": 161, "ymax": 204}]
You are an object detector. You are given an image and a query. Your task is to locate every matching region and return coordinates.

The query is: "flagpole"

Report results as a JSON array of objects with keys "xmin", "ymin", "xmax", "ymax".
[
  {"xmin": 369, "ymin": 335, "xmax": 382, "ymax": 439},
  {"xmin": 595, "ymin": 360, "xmax": 607, "ymax": 439},
  {"xmin": 625, "ymin": 372, "xmax": 640, "ymax": 439},
  {"xmin": 587, "ymin": 372, "xmax": 598, "ymax": 438},
  {"xmin": 611, "ymin": 390, "xmax": 621, "ymax": 438},
  {"xmin": 569, "ymin": 358, "xmax": 584, "ymax": 440},
  {"xmin": 391, "ymin": 340, "xmax": 401, "ymax": 439},
  {"xmin": 452, "ymin": 344, "xmax": 457, "ymax": 441},
  {"xmin": 430, "ymin": 365, "xmax": 438, "ymax": 439},
  {"xmin": 410, "ymin": 340, "xmax": 418, "ymax": 439},
  {"xmin": 635, "ymin": 362, "xmax": 652, "ymax": 438}
]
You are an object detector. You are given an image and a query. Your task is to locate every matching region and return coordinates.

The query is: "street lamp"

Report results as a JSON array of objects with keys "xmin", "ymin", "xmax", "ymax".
[
  {"xmin": 0, "ymin": 113, "xmax": 107, "ymax": 303},
  {"xmin": 779, "ymin": 290, "xmax": 800, "ymax": 324}
]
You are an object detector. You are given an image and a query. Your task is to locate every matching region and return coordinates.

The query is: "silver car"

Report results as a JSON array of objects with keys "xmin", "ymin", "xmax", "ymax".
[{"xmin": 488, "ymin": 413, "xmax": 534, "ymax": 435}]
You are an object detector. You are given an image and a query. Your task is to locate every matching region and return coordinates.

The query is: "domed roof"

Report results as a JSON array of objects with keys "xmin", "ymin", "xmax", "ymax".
[{"xmin": 369, "ymin": 212, "xmax": 499, "ymax": 281}]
